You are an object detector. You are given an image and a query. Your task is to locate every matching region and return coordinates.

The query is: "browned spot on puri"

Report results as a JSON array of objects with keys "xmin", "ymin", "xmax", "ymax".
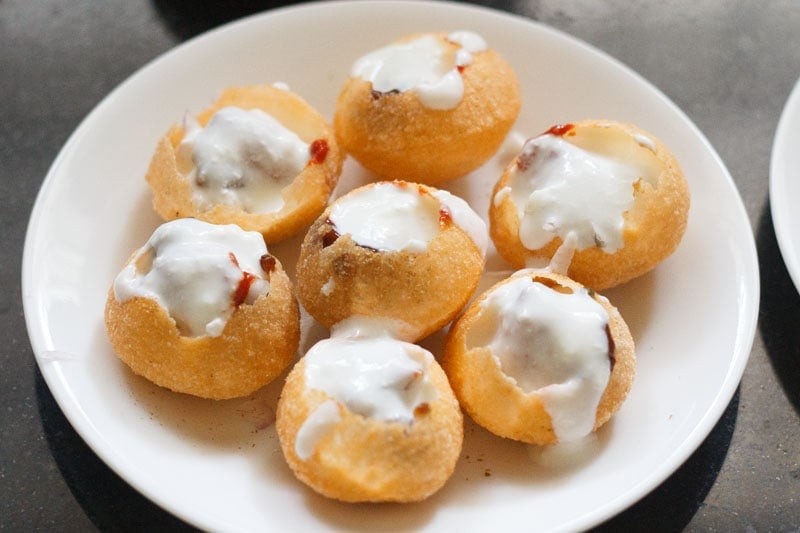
[
  {"xmin": 322, "ymin": 219, "xmax": 340, "ymax": 248},
  {"xmin": 606, "ymin": 324, "xmax": 616, "ymax": 370},
  {"xmin": 532, "ymin": 276, "xmax": 573, "ymax": 294},
  {"xmin": 259, "ymin": 254, "xmax": 276, "ymax": 274},
  {"xmin": 414, "ymin": 403, "xmax": 431, "ymax": 416},
  {"xmin": 371, "ymin": 88, "xmax": 401, "ymax": 100},
  {"xmin": 633, "ymin": 177, "xmax": 645, "ymax": 196}
]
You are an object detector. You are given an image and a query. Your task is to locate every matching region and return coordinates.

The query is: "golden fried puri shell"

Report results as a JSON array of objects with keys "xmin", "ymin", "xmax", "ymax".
[
  {"xmin": 145, "ymin": 85, "xmax": 344, "ymax": 244},
  {"xmin": 276, "ymin": 355, "xmax": 463, "ymax": 502},
  {"xmin": 296, "ymin": 183, "xmax": 485, "ymax": 343},
  {"xmin": 104, "ymin": 258, "xmax": 300, "ymax": 400},
  {"xmin": 442, "ymin": 270, "xmax": 635, "ymax": 445},
  {"xmin": 490, "ymin": 120, "xmax": 690, "ymax": 290},
  {"xmin": 334, "ymin": 33, "xmax": 520, "ymax": 185}
]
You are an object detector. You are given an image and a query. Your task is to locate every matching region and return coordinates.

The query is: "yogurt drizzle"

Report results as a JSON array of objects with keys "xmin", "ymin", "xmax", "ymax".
[
  {"xmin": 506, "ymin": 133, "xmax": 646, "ymax": 253},
  {"xmin": 469, "ymin": 273, "xmax": 611, "ymax": 442},
  {"xmin": 329, "ymin": 182, "xmax": 487, "ymax": 255},
  {"xmin": 295, "ymin": 322, "xmax": 439, "ymax": 459},
  {"xmin": 177, "ymin": 106, "xmax": 309, "ymax": 214},
  {"xmin": 351, "ymin": 31, "xmax": 487, "ymax": 110},
  {"xmin": 114, "ymin": 218, "xmax": 270, "ymax": 338}
]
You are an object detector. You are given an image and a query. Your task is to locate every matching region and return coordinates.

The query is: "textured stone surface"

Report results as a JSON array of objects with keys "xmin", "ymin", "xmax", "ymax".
[{"xmin": 2, "ymin": 0, "xmax": 799, "ymax": 530}]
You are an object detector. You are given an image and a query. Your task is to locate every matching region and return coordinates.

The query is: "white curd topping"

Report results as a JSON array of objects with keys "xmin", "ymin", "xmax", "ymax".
[
  {"xmin": 295, "ymin": 399, "xmax": 341, "ymax": 460},
  {"xmin": 294, "ymin": 324, "xmax": 439, "ymax": 460},
  {"xmin": 320, "ymin": 277, "xmax": 335, "ymax": 296},
  {"xmin": 547, "ymin": 231, "xmax": 578, "ymax": 276},
  {"xmin": 330, "ymin": 315, "xmax": 418, "ymax": 343},
  {"xmin": 493, "ymin": 185, "xmax": 512, "ymax": 207},
  {"xmin": 431, "ymin": 189, "xmax": 488, "ymax": 256},
  {"xmin": 330, "ymin": 316, "xmax": 401, "ymax": 339},
  {"xmin": 528, "ymin": 432, "xmax": 602, "ymax": 470},
  {"xmin": 508, "ymin": 134, "xmax": 643, "ymax": 253},
  {"xmin": 633, "ymin": 133, "xmax": 656, "ymax": 152},
  {"xmin": 468, "ymin": 274, "xmax": 611, "ymax": 442},
  {"xmin": 448, "ymin": 30, "xmax": 487, "ymax": 68},
  {"xmin": 303, "ymin": 334, "xmax": 439, "ymax": 425},
  {"xmin": 448, "ymin": 31, "xmax": 487, "ymax": 55},
  {"xmin": 329, "ymin": 182, "xmax": 440, "ymax": 253},
  {"xmin": 177, "ymin": 106, "xmax": 309, "ymax": 214},
  {"xmin": 113, "ymin": 218, "xmax": 270, "ymax": 338},
  {"xmin": 329, "ymin": 182, "xmax": 487, "ymax": 255},
  {"xmin": 351, "ymin": 31, "xmax": 486, "ymax": 110}
]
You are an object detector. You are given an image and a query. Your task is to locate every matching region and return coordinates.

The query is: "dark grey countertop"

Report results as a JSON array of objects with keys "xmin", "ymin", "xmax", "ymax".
[{"xmin": 3, "ymin": 0, "xmax": 799, "ymax": 530}]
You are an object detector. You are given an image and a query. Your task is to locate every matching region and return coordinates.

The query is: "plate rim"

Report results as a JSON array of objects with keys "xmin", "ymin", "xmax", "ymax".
[{"xmin": 770, "ymin": 75, "xmax": 800, "ymax": 293}]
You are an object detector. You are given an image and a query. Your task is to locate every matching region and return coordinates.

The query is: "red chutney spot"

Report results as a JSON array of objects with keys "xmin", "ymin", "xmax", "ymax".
[
  {"xmin": 439, "ymin": 206, "xmax": 452, "ymax": 226},
  {"xmin": 228, "ymin": 252, "xmax": 240, "ymax": 268},
  {"xmin": 544, "ymin": 123, "xmax": 575, "ymax": 137},
  {"xmin": 233, "ymin": 271, "xmax": 256, "ymax": 308},
  {"xmin": 457, "ymin": 65, "xmax": 466, "ymax": 73},
  {"xmin": 309, "ymin": 139, "xmax": 329, "ymax": 165}
]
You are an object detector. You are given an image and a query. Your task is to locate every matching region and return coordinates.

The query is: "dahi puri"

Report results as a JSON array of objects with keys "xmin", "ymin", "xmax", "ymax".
[
  {"xmin": 334, "ymin": 31, "xmax": 521, "ymax": 184},
  {"xmin": 296, "ymin": 180, "xmax": 488, "ymax": 343},
  {"xmin": 277, "ymin": 322, "xmax": 463, "ymax": 502},
  {"xmin": 104, "ymin": 218, "xmax": 300, "ymax": 400},
  {"xmin": 490, "ymin": 120, "xmax": 690, "ymax": 290},
  {"xmin": 145, "ymin": 85, "xmax": 344, "ymax": 244},
  {"xmin": 442, "ymin": 270, "xmax": 635, "ymax": 445}
]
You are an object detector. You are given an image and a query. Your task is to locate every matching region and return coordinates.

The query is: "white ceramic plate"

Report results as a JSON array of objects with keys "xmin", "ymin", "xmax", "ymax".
[
  {"xmin": 23, "ymin": 1, "xmax": 758, "ymax": 531},
  {"xmin": 771, "ymin": 77, "xmax": 800, "ymax": 294}
]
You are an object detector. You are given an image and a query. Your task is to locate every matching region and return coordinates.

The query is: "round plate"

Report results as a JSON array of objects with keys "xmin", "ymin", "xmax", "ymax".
[
  {"xmin": 23, "ymin": 1, "xmax": 758, "ymax": 531},
  {"xmin": 771, "ymin": 77, "xmax": 800, "ymax": 294}
]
